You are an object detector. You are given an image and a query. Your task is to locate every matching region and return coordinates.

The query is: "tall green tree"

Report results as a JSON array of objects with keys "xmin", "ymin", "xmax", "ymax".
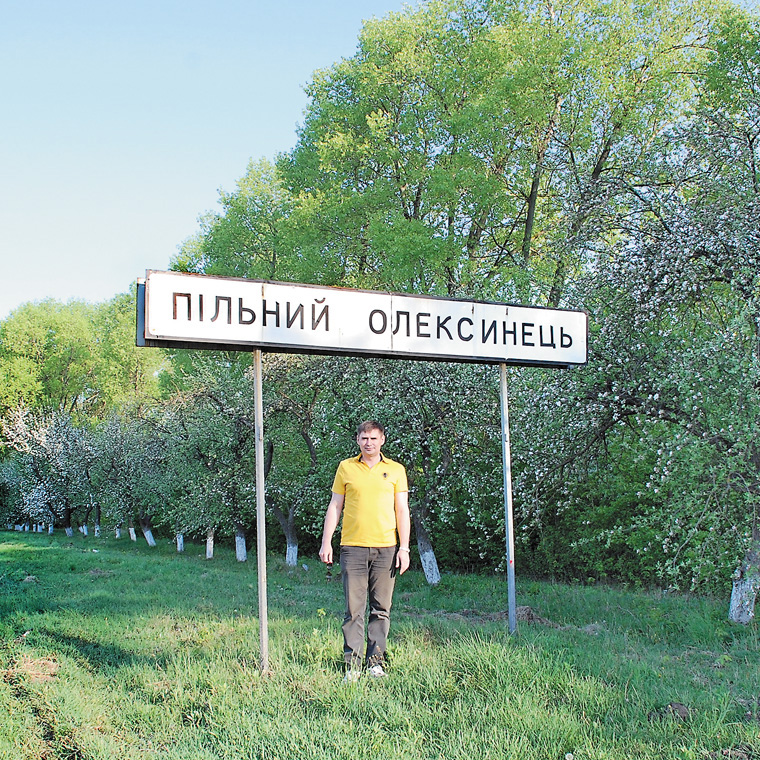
[
  {"xmin": 172, "ymin": 158, "xmax": 293, "ymax": 281},
  {"xmin": 0, "ymin": 291, "xmax": 163, "ymax": 422},
  {"xmin": 279, "ymin": 0, "xmax": 722, "ymax": 304},
  {"xmin": 0, "ymin": 300, "xmax": 97, "ymax": 417},
  {"xmin": 93, "ymin": 290, "xmax": 165, "ymax": 411},
  {"xmin": 510, "ymin": 7, "xmax": 760, "ymax": 619}
]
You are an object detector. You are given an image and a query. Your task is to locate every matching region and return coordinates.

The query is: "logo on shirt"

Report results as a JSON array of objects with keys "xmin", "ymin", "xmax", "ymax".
[{"xmin": 383, "ymin": 472, "xmax": 388, "ymax": 478}]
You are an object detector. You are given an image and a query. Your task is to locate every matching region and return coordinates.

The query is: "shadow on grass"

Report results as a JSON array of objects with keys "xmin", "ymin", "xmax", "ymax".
[{"xmin": 34, "ymin": 629, "xmax": 146, "ymax": 671}]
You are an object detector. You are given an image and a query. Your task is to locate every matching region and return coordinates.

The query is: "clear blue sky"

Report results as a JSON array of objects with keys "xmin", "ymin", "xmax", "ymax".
[{"xmin": 0, "ymin": 0, "xmax": 412, "ymax": 319}]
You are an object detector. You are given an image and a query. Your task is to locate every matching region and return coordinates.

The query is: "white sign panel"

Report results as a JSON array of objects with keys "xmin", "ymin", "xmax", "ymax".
[{"xmin": 140, "ymin": 270, "xmax": 587, "ymax": 367}]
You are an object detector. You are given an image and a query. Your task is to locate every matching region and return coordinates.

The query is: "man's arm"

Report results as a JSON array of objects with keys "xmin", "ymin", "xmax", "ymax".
[
  {"xmin": 395, "ymin": 491, "xmax": 411, "ymax": 574},
  {"xmin": 319, "ymin": 491, "xmax": 344, "ymax": 565}
]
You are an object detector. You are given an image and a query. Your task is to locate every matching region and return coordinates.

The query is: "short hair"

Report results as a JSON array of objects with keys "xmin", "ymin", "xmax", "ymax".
[{"xmin": 357, "ymin": 420, "xmax": 385, "ymax": 436}]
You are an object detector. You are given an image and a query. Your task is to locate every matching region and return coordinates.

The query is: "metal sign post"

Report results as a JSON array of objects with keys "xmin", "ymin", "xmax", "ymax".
[
  {"xmin": 253, "ymin": 349, "xmax": 270, "ymax": 673},
  {"xmin": 499, "ymin": 363, "xmax": 517, "ymax": 634}
]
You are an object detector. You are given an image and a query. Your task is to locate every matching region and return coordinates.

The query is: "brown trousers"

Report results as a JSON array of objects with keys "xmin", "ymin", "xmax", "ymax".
[{"xmin": 340, "ymin": 545, "xmax": 397, "ymax": 667}]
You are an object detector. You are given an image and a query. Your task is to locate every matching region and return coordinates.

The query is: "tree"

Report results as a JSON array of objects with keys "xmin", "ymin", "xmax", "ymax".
[
  {"xmin": 262, "ymin": 354, "xmax": 330, "ymax": 566},
  {"xmin": 96, "ymin": 411, "xmax": 167, "ymax": 546},
  {"xmin": 0, "ymin": 291, "xmax": 164, "ymax": 423},
  {"xmin": 92, "ymin": 290, "xmax": 165, "ymax": 411},
  {"xmin": 172, "ymin": 159, "xmax": 293, "ymax": 281},
  {"xmin": 160, "ymin": 357, "xmax": 258, "ymax": 561},
  {"xmin": 1, "ymin": 408, "xmax": 94, "ymax": 535},
  {"xmin": 279, "ymin": 0, "xmax": 721, "ymax": 305},
  {"xmin": 0, "ymin": 300, "xmax": 98, "ymax": 418}
]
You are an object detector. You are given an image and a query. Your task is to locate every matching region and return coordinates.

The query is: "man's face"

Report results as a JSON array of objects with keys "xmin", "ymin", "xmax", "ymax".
[{"xmin": 357, "ymin": 428, "xmax": 385, "ymax": 457}]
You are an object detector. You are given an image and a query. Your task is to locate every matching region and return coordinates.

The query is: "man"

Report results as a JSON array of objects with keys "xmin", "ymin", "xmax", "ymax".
[{"xmin": 319, "ymin": 420, "xmax": 411, "ymax": 681}]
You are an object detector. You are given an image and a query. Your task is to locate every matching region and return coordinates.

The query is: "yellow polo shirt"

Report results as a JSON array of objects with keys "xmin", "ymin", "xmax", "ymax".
[{"xmin": 332, "ymin": 454, "xmax": 408, "ymax": 547}]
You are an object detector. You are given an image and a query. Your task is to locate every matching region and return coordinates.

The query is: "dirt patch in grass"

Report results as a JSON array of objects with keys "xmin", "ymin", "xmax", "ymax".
[
  {"xmin": 412, "ymin": 605, "xmax": 606, "ymax": 634},
  {"xmin": 5, "ymin": 654, "xmax": 59, "ymax": 684}
]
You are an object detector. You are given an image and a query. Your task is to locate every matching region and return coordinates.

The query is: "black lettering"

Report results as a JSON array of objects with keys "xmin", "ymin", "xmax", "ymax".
[
  {"xmin": 539, "ymin": 325, "xmax": 556, "ymax": 348},
  {"xmin": 392, "ymin": 311, "xmax": 411, "ymax": 336},
  {"xmin": 263, "ymin": 299, "xmax": 280, "ymax": 327},
  {"xmin": 436, "ymin": 315, "xmax": 453, "ymax": 340},
  {"xmin": 173, "ymin": 292, "xmax": 192, "ymax": 320},
  {"xmin": 416, "ymin": 312, "xmax": 431, "ymax": 338},
  {"xmin": 503, "ymin": 321, "xmax": 518, "ymax": 345},
  {"xmin": 522, "ymin": 322, "xmax": 535, "ymax": 346},
  {"xmin": 286, "ymin": 303, "xmax": 304, "ymax": 329},
  {"xmin": 482, "ymin": 320, "xmax": 497, "ymax": 344},
  {"xmin": 238, "ymin": 298, "xmax": 256, "ymax": 325},
  {"xmin": 312, "ymin": 300, "xmax": 329, "ymax": 331},
  {"xmin": 369, "ymin": 309, "xmax": 388, "ymax": 334},
  {"xmin": 211, "ymin": 296, "xmax": 232, "ymax": 324},
  {"xmin": 458, "ymin": 317, "xmax": 474, "ymax": 342}
]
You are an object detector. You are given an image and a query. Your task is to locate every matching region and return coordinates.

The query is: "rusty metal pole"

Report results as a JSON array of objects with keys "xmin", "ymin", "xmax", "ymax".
[{"xmin": 253, "ymin": 349, "xmax": 270, "ymax": 672}]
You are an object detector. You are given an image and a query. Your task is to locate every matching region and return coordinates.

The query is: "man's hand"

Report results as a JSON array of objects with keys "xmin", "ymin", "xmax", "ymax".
[
  {"xmin": 319, "ymin": 542, "xmax": 333, "ymax": 565},
  {"xmin": 396, "ymin": 548, "xmax": 410, "ymax": 574}
]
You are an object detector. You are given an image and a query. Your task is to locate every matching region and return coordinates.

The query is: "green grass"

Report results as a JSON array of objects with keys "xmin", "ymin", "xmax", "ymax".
[{"xmin": 0, "ymin": 532, "xmax": 758, "ymax": 760}]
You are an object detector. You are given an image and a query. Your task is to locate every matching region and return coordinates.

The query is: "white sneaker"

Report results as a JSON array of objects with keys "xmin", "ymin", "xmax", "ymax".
[
  {"xmin": 367, "ymin": 664, "xmax": 387, "ymax": 678},
  {"xmin": 343, "ymin": 668, "xmax": 361, "ymax": 684}
]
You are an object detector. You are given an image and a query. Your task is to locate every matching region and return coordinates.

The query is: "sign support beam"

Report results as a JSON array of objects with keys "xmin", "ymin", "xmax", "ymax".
[
  {"xmin": 253, "ymin": 349, "xmax": 270, "ymax": 673},
  {"xmin": 499, "ymin": 363, "xmax": 517, "ymax": 634}
]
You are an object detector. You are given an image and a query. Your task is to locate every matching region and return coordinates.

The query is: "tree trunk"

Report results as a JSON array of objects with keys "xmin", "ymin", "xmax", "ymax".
[
  {"xmin": 142, "ymin": 528, "xmax": 156, "ymax": 547},
  {"xmin": 206, "ymin": 528, "xmax": 214, "ymax": 560},
  {"xmin": 63, "ymin": 507, "xmax": 74, "ymax": 537},
  {"xmin": 176, "ymin": 533, "xmax": 185, "ymax": 553},
  {"xmin": 235, "ymin": 528, "xmax": 247, "ymax": 562},
  {"xmin": 729, "ymin": 531, "xmax": 760, "ymax": 624},
  {"xmin": 137, "ymin": 512, "xmax": 156, "ymax": 547},
  {"xmin": 411, "ymin": 504, "xmax": 440, "ymax": 586},
  {"xmin": 264, "ymin": 439, "xmax": 302, "ymax": 567},
  {"xmin": 268, "ymin": 499, "xmax": 299, "ymax": 567}
]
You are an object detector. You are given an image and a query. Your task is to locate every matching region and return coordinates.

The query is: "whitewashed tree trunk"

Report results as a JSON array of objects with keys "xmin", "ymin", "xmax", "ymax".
[
  {"xmin": 48, "ymin": 524, "xmax": 54, "ymax": 535},
  {"xmin": 64, "ymin": 527, "xmax": 74, "ymax": 538},
  {"xmin": 729, "ymin": 577, "xmax": 758, "ymax": 624},
  {"xmin": 411, "ymin": 505, "xmax": 441, "ymax": 586},
  {"xmin": 80, "ymin": 525, "xmax": 89, "ymax": 537},
  {"xmin": 206, "ymin": 528, "xmax": 214, "ymax": 560},
  {"xmin": 418, "ymin": 546, "xmax": 441, "ymax": 586},
  {"xmin": 142, "ymin": 528, "xmax": 157, "ymax": 547},
  {"xmin": 729, "ymin": 535, "xmax": 759, "ymax": 624},
  {"xmin": 128, "ymin": 527, "xmax": 137, "ymax": 542},
  {"xmin": 285, "ymin": 542, "xmax": 298, "ymax": 567},
  {"xmin": 176, "ymin": 533, "xmax": 184, "ymax": 553},
  {"xmin": 94, "ymin": 524, "xmax": 101, "ymax": 538},
  {"xmin": 235, "ymin": 530, "xmax": 247, "ymax": 562},
  {"xmin": 115, "ymin": 527, "xmax": 122, "ymax": 539}
]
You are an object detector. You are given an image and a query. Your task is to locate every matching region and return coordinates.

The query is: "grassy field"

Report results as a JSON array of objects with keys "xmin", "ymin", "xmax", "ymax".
[{"xmin": 0, "ymin": 532, "xmax": 758, "ymax": 760}]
